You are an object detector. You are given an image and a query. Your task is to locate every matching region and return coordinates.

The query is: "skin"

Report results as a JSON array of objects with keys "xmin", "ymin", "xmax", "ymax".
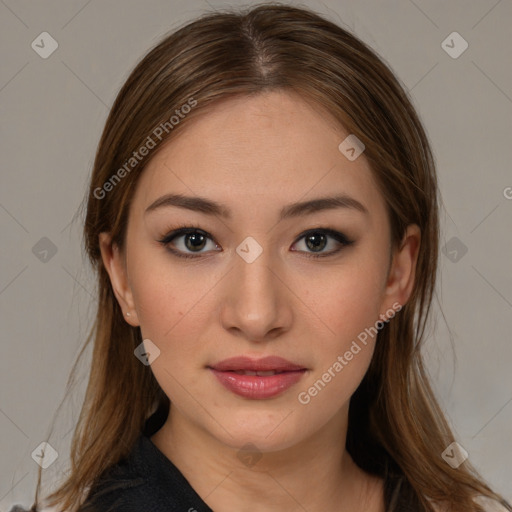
[{"xmin": 100, "ymin": 90, "xmax": 420, "ymax": 512}]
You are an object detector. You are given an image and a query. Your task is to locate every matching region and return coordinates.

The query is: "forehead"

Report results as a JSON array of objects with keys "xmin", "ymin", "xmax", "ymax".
[{"xmin": 131, "ymin": 90, "xmax": 385, "ymax": 218}]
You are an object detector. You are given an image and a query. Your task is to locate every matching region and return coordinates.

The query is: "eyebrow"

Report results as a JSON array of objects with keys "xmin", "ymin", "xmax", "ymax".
[{"xmin": 145, "ymin": 193, "xmax": 369, "ymax": 220}]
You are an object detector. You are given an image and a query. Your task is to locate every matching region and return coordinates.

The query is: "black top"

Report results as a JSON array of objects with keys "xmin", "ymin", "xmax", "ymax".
[{"xmin": 78, "ymin": 434, "xmax": 214, "ymax": 512}]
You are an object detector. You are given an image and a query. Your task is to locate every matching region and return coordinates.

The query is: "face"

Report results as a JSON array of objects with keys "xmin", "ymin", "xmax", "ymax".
[{"xmin": 100, "ymin": 90, "xmax": 419, "ymax": 453}]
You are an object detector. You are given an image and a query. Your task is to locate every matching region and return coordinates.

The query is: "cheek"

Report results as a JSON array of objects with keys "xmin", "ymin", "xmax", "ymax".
[
  {"xmin": 305, "ymin": 258, "xmax": 386, "ymax": 345},
  {"xmin": 295, "ymin": 265, "xmax": 385, "ymax": 415},
  {"xmin": 128, "ymin": 253, "xmax": 218, "ymax": 361}
]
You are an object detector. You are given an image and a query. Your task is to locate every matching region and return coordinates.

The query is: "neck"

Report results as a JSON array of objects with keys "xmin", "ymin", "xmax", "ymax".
[{"xmin": 151, "ymin": 404, "xmax": 384, "ymax": 512}]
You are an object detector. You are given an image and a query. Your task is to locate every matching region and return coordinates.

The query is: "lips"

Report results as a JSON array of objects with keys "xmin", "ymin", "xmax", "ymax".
[{"xmin": 208, "ymin": 356, "xmax": 307, "ymax": 399}]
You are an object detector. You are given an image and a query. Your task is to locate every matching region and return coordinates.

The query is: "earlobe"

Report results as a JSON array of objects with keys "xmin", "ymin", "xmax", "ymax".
[
  {"xmin": 383, "ymin": 224, "xmax": 421, "ymax": 309},
  {"xmin": 98, "ymin": 232, "xmax": 140, "ymax": 326}
]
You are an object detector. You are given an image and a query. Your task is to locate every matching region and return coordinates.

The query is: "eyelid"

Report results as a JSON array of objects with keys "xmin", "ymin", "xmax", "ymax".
[{"xmin": 291, "ymin": 228, "xmax": 352, "ymax": 246}]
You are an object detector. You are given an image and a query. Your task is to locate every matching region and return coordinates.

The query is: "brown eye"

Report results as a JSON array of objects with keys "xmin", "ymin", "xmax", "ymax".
[
  {"xmin": 183, "ymin": 232, "xmax": 207, "ymax": 251},
  {"xmin": 291, "ymin": 229, "xmax": 354, "ymax": 258},
  {"xmin": 304, "ymin": 232, "xmax": 328, "ymax": 252},
  {"xmin": 159, "ymin": 227, "xmax": 220, "ymax": 259}
]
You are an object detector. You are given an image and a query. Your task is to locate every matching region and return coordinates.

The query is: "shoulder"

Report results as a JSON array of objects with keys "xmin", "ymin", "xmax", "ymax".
[
  {"xmin": 428, "ymin": 496, "xmax": 512, "ymax": 512},
  {"xmin": 7, "ymin": 508, "xmax": 61, "ymax": 512},
  {"xmin": 384, "ymin": 473, "xmax": 511, "ymax": 512},
  {"xmin": 78, "ymin": 452, "xmax": 147, "ymax": 511},
  {"xmin": 473, "ymin": 496, "xmax": 512, "ymax": 512}
]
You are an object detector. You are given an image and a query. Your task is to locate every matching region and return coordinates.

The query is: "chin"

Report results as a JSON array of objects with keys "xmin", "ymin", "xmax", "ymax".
[{"xmin": 208, "ymin": 408, "xmax": 310, "ymax": 453}]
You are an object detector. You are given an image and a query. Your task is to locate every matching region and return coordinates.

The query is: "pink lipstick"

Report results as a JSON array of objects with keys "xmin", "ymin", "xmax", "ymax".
[{"xmin": 208, "ymin": 356, "xmax": 307, "ymax": 399}]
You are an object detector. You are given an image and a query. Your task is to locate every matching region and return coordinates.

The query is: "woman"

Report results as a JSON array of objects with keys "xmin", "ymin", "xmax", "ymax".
[{"xmin": 16, "ymin": 3, "xmax": 511, "ymax": 512}]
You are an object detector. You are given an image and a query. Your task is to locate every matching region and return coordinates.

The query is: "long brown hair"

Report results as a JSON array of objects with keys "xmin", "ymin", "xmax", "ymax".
[{"xmin": 31, "ymin": 4, "xmax": 510, "ymax": 511}]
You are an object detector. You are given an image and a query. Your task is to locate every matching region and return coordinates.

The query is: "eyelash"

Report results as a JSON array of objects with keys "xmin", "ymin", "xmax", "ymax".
[{"xmin": 158, "ymin": 224, "xmax": 354, "ymax": 260}]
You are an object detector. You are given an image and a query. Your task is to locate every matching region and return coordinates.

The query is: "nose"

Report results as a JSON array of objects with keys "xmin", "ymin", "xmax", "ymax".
[{"xmin": 219, "ymin": 247, "xmax": 292, "ymax": 343}]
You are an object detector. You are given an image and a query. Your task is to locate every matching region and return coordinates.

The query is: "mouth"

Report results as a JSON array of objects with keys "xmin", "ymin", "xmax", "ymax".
[
  {"xmin": 228, "ymin": 370, "xmax": 290, "ymax": 376},
  {"xmin": 207, "ymin": 356, "xmax": 307, "ymax": 399},
  {"xmin": 209, "ymin": 355, "xmax": 306, "ymax": 372}
]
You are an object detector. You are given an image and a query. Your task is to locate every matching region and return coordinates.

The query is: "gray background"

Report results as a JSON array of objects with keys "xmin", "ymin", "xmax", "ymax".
[{"xmin": 1, "ymin": 0, "xmax": 511, "ymax": 510}]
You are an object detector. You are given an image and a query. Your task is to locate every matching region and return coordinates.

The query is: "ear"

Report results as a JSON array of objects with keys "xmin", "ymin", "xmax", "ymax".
[
  {"xmin": 99, "ymin": 232, "xmax": 140, "ymax": 327},
  {"xmin": 380, "ymin": 224, "xmax": 421, "ymax": 315}
]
